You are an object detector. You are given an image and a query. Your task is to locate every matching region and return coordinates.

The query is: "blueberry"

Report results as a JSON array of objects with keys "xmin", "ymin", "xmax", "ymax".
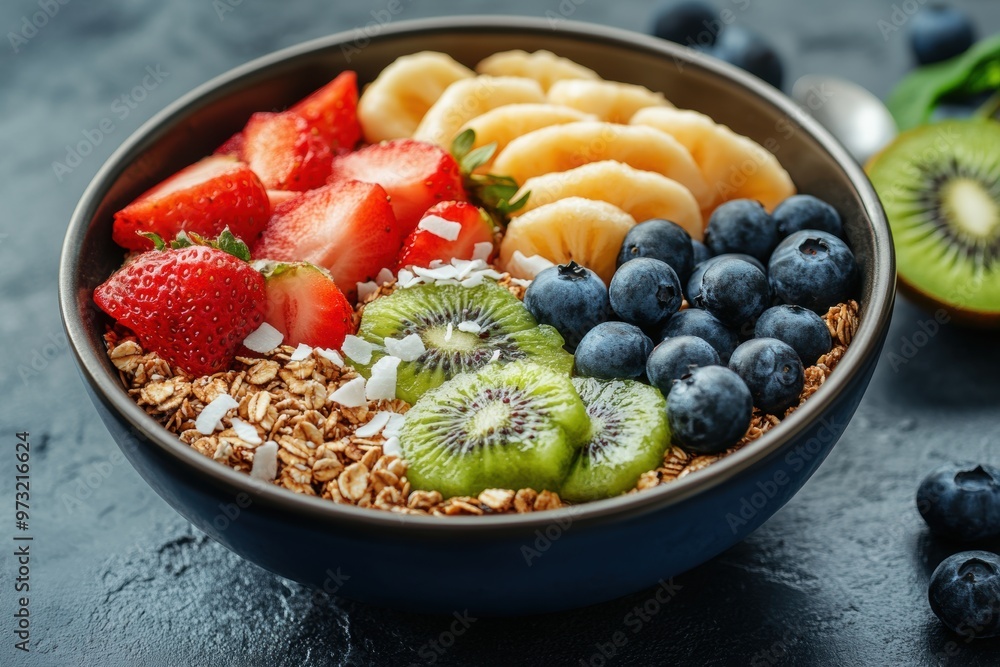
[
  {"xmin": 650, "ymin": 1, "xmax": 719, "ymax": 48},
  {"xmin": 686, "ymin": 253, "xmax": 766, "ymax": 303},
  {"xmin": 691, "ymin": 239, "xmax": 713, "ymax": 266},
  {"xmin": 704, "ymin": 199, "xmax": 779, "ymax": 262},
  {"xmin": 909, "ymin": 5, "xmax": 975, "ymax": 66},
  {"xmin": 728, "ymin": 338, "xmax": 804, "ymax": 415},
  {"xmin": 773, "ymin": 195, "xmax": 844, "ymax": 240},
  {"xmin": 646, "ymin": 335, "xmax": 721, "ymax": 394},
  {"xmin": 768, "ymin": 230, "xmax": 857, "ymax": 314},
  {"xmin": 524, "ymin": 262, "xmax": 610, "ymax": 349},
  {"xmin": 660, "ymin": 308, "xmax": 739, "ymax": 363},
  {"xmin": 754, "ymin": 305, "xmax": 832, "ymax": 365},
  {"xmin": 667, "ymin": 365, "xmax": 753, "ymax": 454},
  {"xmin": 574, "ymin": 321, "xmax": 654, "ymax": 380},
  {"xmin": 617, "ymin": 218, "xmax": 695, "ymax": 282},
  {"xmin": 928, "ymin": 551, "xmax": 1000, "ymax": 639},
  {"xmin": 712, "ymin": 25, "xmax": 784, "ymax": 89},
  {"xmin": 917, "ymin": 463, "xmax": 1000, "ymax": 542},
  {"xmin": 694, "ymin": 257, "xmax": 770, "ymax": 329},
  {"xmin": 610, "ymin": 258, "xmax": 683, "ymax": 330}
]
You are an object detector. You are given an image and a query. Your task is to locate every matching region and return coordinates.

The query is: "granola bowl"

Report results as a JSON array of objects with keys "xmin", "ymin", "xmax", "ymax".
[{"xmin": 60, "ymin": 16, "xmax": 894, "ymax": 615}]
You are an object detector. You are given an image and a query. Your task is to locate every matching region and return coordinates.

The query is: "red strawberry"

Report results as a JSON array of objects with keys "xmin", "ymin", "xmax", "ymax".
[
  {"xmin": 290, "ymin": 70, "xmax": 361, "ymax": 153},
  {"xmin": 266, "ymin": 189, "xmax": 299, "ymax": 209},
  {"xmin": 94, "ymin": 245, "xmax": 266, "ymax": 376},
  {"xmin": 258, "ymin": 262, "xmax": 354, "ymax": 349},
  {"xmin": 112, "ymin": 155, "xmax": 270, "ymax": 251},
  {"xmin": 252, "ymin": 180, "xmax": 403, "ymax": 302},
  {"xmin": 243, "ymin": 111, "xmax": 332, "ymax": 191},
  {"xmin": 397, "ymin": 201, "xmax": 495, "ymax": 269},
  {"xmin": 215, "ymin": 131, "xmax": 245, "ymax": 157},
  {"xmin": 328, "ymin": 139, "xmax": 466, "ymax": 234}
]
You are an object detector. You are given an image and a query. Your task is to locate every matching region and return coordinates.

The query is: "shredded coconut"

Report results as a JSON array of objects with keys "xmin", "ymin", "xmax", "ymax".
[
  {"xmin": 384, "ymin": 333, "xmax": 425, "ymax": 362},
  {"xmin": 330, "ymin": 376, "xmax": 367, "ymax": 407},
  {"xmin": 242, "ymin": 322, "xmax": 283, "ymax": 353},
  {"xmin": 250, "ymin": 441, "xmax": 279, "ymax": 481},
  {"xmin": 341, "ymin": 335, "xmax": 373, "ymax": 365},
  {"xmin": 195, "ymin": 394, "xmax": 239, "ymax": 434},
  {"xmin": 366, "ymin": 356, "xmax": 401, "ymax": 401},
  {"xmin": 417, "ymin": 214, "xmax": 462, "ymax": 241}
]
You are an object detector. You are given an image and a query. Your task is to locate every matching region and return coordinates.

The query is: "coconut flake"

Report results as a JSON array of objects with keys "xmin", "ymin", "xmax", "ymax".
[
  {"xmin": 479, "ymin": 268, "xmax": 505, "ymax": 280},
  {"xmin": 290, "ymin": 343, "xmax": 313, "ymax": 361},
  {"xmin": 382, "ymin": 413, "xmax": 406, "ymax": 438},
  {"xmin": 330, "ymin": 376, "xmax": 367, "ymax": 407},
  {"xmin": 510, "ymin": 278, "xmax": 532, "ymax": 287},
  {"xmin": 251, "ymin": 441, "xmax": 279, "ymax": 481},
  {"xmin": 355, "ymin": 411, "xmax": 393, "ymax": 438},
  {"xmin": 457, "ymin": 320, "xmax": 481, "ymax": 334},
  {"xmin": 413, "ymin": 264, "xmax": 460, "ymax": 281},
  {"xmin": 356, "ymin": 280, "xmax": 379, "ymax": 302},
  {"xmin": 489, "ymin": 350, "xmax": 501, "ymax": 363},
  {"xmin": 460, "ymin": 273, "xmax": 485, "ymax": 288},
  {"xmin": 384, "ymin": 333, "xmax": 426, "ymax": 362},
  {"xmin": 242, "ymin": 322, "xmax": 283, "ymax": 353},
  {"xmin": 341, "ymin": 335, "xmax": 373, "ymax": 365},
  {"xmin": 444, "ymin": 323, "xmax": 454, "ymax": 342},
  {"xmin": 417, "ymin": 214, "xmax": 462, "ymax": 241},
  {"xmin": 376, "ymin": 267, "xmax": 395, "ymax": 285},
  {"xmin": 230, "ymin": 417, "xmax": 263, "ymax": 445},
  {"xmin": 472, "ymin": 241, "xmax": 493, "ymax": 261},
  {"xmin": 402, "ymin": 276, "xmax": 423, "ymax": 289},
  {"xmin": 366, "ymin": 355, "xmax": 401, "ymax": 401},
  {"xmin": 382, "ymin": 436, "xmax": 402, "ymax": 458},
  {"xmin": 196, "ymin": 394, "xmax": 239, "ymax": 434},
  {"xmin": 397, "ymin": 268, "xmax": 414, "ymax": 286},
  {"xmin": 317, "ymin": 348, "xmax": 345, "ymax": 367},
  {"xmin": 429, "ymin": 259, "xmax": 445, "ymax": 269},
  {"xmin": 452, "ymin": 259, "xmax": 480, "ymax": 280},
  {"xmin": 509, "ymin": 250, "xmax": 555, "ymax": 279}
]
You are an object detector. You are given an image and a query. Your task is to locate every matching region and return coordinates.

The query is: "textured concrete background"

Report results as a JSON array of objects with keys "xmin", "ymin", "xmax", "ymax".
[{"xmin": 1, "ymin": 0, "xmax": 1000, "ymax": 665}]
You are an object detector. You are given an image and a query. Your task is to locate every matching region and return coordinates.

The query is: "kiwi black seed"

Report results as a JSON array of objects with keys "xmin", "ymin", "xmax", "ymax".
[
  {"xmin": 868, "ymin": 119, "xmax": 1000, "ymax": 326},
  {"xmin": 355, "ymin": 280, "xmax": 573, "ymax": 403}
]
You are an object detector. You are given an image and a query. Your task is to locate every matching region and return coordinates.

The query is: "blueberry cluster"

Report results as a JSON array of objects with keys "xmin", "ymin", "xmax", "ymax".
[{"xmin": 523, "ymin": 195, "xmax": 858, "ymax": 456}]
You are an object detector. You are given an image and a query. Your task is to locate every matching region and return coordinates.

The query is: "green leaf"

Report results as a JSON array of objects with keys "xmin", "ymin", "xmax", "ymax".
[
  {"xmin": 140, "ymin": 232, "xmax": 166, "ymax": 250},
  {"xmin": 498, "ymin": 189, "xmax": 530, "ymax": 215},
  {"xmin": 460, "ymin": 143, "xmax": 497, "ymax": 174},
  {"xmin": 888, "ymin": 34, "xmax": 1000, "ymax": 131},
  {"xmin": 215, "ymin": 228, "xmax": 251, "ymax": 262},
  {"xmin": 451, "ymin": 128, "xmax": 475, "ymax": 161},
  {"xmin": 170, "ymin": 232, "xmax": 194, "ymax": 249}
]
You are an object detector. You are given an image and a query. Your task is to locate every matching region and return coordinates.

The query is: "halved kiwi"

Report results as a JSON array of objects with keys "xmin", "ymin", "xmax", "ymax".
[
  {"xmin": 399, "ymin": 361, "xmax": 589, "ymax": 498},
  {"xmin": 867, "ymin": 119, "xmax": 1000, "ymax": 326},
  {"xmin": 356, "ymin": 280, "xmax": 573, "ymax": 403}
]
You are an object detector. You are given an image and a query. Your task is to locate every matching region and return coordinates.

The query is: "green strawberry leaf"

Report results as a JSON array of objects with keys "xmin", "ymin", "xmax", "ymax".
[
  {"xmin": 451, "ymin": 128, "xmax": 475, "ymax": 161},
  {"xmin": 460, "ymin": 143, "xmax": 498, "ymax": 174},
  {"xmin": 216, "ymin": 228, "xmax": 251, "ymax": 262},
  {"xmin": 451, "ymin": 128, "xmax": 530, "ymax": 227},
  {"xmin": 170, "ymin": 232, "xmax": 195, "ymax": 249},
  {"xmin": 140, "ymin": 232, "xmax": 167, "ymax": 250}
]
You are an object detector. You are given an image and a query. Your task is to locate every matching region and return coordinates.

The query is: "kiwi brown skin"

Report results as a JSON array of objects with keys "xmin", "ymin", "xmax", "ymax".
[{"xmin": 897, "ymin": 276, "xmax": 1000, "ymax": 329}]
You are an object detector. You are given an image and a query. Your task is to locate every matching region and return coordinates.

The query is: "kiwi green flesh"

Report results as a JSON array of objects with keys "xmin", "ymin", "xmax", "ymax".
[
  {"xmin": 356, "ymin": 280, "xmax": 573, "ymax": 404},
  {"xmin": 868, "ymin": 120, "xmax": 1000, "ymax": 317},
  {"xmin": 560, "ymin": 378, "xmax": 670, "ymax": 503},
  {"xmin": 399, "ymin": 361, "xmax": 589, "ymax": 498}
]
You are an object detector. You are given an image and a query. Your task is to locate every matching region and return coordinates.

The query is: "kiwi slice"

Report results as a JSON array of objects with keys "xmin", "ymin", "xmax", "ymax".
[
  {"xmin": 560, "ymin": 377, "xmax": 670, "ymax": 502},
  {"xmin": 356, "ymin": 280, "xmax": 573, "ymax": 403},
  {"xmin": 399, "ymin": 361, "xmax": 589, "ymax": 498},
  {"xmin": 867, "ymin": 119, "xmax": 1000, "ymax": 326}
]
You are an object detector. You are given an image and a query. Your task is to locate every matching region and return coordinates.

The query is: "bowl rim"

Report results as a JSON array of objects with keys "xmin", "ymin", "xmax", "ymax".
[{"xmin": 59, "ymin": 15, "xmax": 895, "ymax": 535}]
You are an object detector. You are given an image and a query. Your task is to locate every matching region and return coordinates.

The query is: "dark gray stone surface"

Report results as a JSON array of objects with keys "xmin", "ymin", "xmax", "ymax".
[{"xmin": 2, "ymin": 0, "xmax": 999, "ymax": 665}]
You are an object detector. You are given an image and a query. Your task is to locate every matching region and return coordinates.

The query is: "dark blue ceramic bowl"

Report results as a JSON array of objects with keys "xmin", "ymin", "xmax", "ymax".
[{"xmin": 59, "ymin": 17, "xmax": 895, "ymax": 615}]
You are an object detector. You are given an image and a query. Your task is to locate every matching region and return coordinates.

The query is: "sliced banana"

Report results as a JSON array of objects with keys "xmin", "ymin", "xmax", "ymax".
[
  {"xmin": 491, "ymin": 121, "xmax": 711, "ymax": 210},
  {"xmin": 475, "ymin": 49, "xmax": 600, "ymax": 91},
  {"xmin": 457, "ymin": 103, "xmax": 597, "ymax": 170},
  {"xmin": 499, "ymin": 197, "xmax": 637, "ymax": 285},
  {"xmin": 547, "ymin": 79, "xmax": 672, "ymax": 124},
  {"xmin": 512, "ymin": 160, "xmax": 703, "ymax": 240},
  {"xmin": 412, "ymin": 76, "xmax": 546, "ymax": 148},
  {"xmin": 630, "ymin": 107, "xmax": 795, "ymax": 214},
  {"xmin": 357, "ymin": 51, "xmax": 474, "ymax": 143}
]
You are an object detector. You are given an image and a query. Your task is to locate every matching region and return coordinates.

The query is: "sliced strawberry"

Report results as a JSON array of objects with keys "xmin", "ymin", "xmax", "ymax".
[
  {"xmin": 215, "ymin": 131, "xmax": 245, "ymax": 157},
  {"xmin": 94, "ymin": 244, "xmax": 266, "ymax": 376},
  {"xmin": 112, "ymin": 155, "xmax": 270, "ymax": 251},
  {"xmin": 290, "ymin": 70, "xmax": 361, "ymax": 153},
  {"xmin": 258, "ymin": 261, "xmax": 354, "ymax": 349},
  {"xmin": 252, "ymin": 180, "xmax": 403, "ymax": 302},
  {"xmin": 328, "ymin": 139, "xmax": 467, "ymax": 234},
  {"xmin": 398, "ymin": 201, "xmax": 495, "ymax": 270},
  {"xmin": 243, "ymin": 111, "xmax": 332, "ymax": 191}
]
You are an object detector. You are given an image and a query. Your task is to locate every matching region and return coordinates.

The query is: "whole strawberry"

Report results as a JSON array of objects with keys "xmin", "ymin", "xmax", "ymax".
[{"xmin": 94, "ymin": 235, "xmax": 266, "ymax": 376}]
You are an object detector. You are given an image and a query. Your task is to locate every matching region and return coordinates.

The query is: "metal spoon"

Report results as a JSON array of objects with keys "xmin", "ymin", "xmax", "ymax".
[{"xmin": 791, "ymin": 75, "xmax": 898, "ymax": 165}]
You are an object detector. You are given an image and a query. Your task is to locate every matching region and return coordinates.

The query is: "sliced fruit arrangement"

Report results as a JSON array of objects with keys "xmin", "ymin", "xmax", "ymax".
[
  {"xmin": 112, "ymin": 155, "xmax": 269, "ymax": 250},
  {"xmin": 255, "ymin": 261, "xmax": 354, "ymax": 350},
  {"xmin": 353, "ymin": 280, "xmax": 573, "ymax": 404},
  {"xmin": 289, "ymin": 70, "xmax": 361, "ymax": 152},
  {"xmin": 867, "ymin": 119, "xmax": 1000, "ymax": 326},
  {"xmin": 242, "ymin": 111, "xmax": 333, "ymax": 191},
  {"xmin": 474, "ymin": 49, "xmax": 600, "ymax": 91},
  {"xmin": 399, "ymin": 360, "xmax": 589, "ymax": 498}
]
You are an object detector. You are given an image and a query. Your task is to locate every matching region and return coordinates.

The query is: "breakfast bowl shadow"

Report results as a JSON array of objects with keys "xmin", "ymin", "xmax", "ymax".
[{"xmin": 59, "ymin": 16, "xmax": 895, "ymax": 615}]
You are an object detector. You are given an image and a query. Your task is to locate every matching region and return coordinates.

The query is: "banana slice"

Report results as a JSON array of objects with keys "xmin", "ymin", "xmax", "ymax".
[
  {"xmin": 457, "ymin": 103, "xmax": 597, "ymax": 170},
  {"xmin": 492, "ymin": 121, "xmax": 711, "ymax": 210},
  {"xmin": 357, "ymin": 52, "xmax": 474, "ymax": 143},
  {"xmin": 630, "ymin": 107, "xmax": 796, "ymax": 214},
  {"xmin": 511, "ymin": 160, "xmax": 703, "ymax": 240},
  {"xmin": 412, "ymin": 76, "xmax": 546, "ymax": 148},
  {"xmin": 475, "ymin": 49, "xmax": 600, "ymax": 91},
  {"xmin": 547, "ymin": 79, "xmax": 672, "ymax": 124},
  {"xmin": 499, "ymin": 197, "xmax": 636, "ymax": 285}
]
